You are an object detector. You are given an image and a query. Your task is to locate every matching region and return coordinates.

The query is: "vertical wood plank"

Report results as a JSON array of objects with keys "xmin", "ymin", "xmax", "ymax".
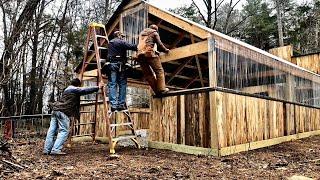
[{"xmin": 180, "ymin": 95, "xmax": 185, "ymax": 144}]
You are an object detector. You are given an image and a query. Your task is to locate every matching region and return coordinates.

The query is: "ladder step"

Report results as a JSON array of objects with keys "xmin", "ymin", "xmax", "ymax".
[
  {"xmin": 84, "ymin": 62, "xmax": 97, "ymax": 65},
  {"xmin": 80, "ymin": 111, "xmax": 96, "ymax": 114},
  {"xmin": 110, "ymin": 122, "xmax": 133, "ymax": 127},
  {"xmin": 74, "ymin": 122, "xmax": 95, "ymax": 126},
  {"xmin": 83, "ymin": 75, "xmax": 98, "ymax": 78},
  {"xmin": 112, "ymin": 135, "xmax": 137, "ymax": 142},
  {"xmin": 99, "ymin": 58, "xmax": 107, "ymax": 63},
  {"xmin": 80, "ymin": 99, "xmax": 96, "ymax": 101},
  {"xmin": 98, "ymin": 47, "xmax": 108, "ymax": 50},
  {"xmin": 96, "ymin": 35, "xmax": 108, "ymax": 39},
  {"xmin": 72, "ymin": 133, "xmax": 94, "ymax": 138}
]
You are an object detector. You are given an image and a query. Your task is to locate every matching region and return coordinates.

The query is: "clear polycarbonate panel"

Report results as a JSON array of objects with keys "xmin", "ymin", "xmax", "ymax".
[
  {"xmin": 214, "ymin": 37, "xmax": 320, "ymax": 107},
  {"xmin": 121, "ymin": 3, "xmax": 147, "ymax": 58}
]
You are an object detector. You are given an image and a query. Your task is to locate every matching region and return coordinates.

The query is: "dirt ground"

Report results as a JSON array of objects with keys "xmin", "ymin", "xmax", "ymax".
[{"xmin": 1, "ymin": 135, "xmax": 320, "ymax": 179}]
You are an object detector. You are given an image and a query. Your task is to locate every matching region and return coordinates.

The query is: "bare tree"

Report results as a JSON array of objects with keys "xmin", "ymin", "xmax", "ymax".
[
  {"xmin": 274, "ymin": 0, "xmax": 284, "ymax": 46},
  {"xmin": 191, "ymin": 0, "xmax": 242, "ymax": 31},
  {"xmin": 0, "ymin": 0, "xmax": 41, "ymax": 116}
]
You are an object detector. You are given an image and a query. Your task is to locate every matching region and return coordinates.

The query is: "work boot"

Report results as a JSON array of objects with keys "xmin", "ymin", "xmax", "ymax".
[
  {"xmin": 117, "ymin": 104, "xmax": 128, "ymax": 111},
  {"xmin": 42, "ymin": 151, "xmax": 50, "ymax": 155},
  {"xmin": 159, "ymin": 88, "xmax": 169, "ymax": 94},
  {"xmin": 111, "ymin": 106, "xmax": 117, "ymax": 112}
]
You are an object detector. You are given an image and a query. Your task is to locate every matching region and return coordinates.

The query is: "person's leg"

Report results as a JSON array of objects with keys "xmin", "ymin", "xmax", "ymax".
[
  {"xmin": 148, "ymin": 56, "xmax": 167, "ymax": 92},
  {"xmin": 108, "ymin": 63, "xmax": 119, "ymax": 110},
  {"xmin": 139, "ymin": 60, "xmax": 157, "ymax": 93},
  {"xmin": 51, "ymin": 111, "xmax": 70, "ymax": 153},
  {"xmin": 118, "ymin": 68, "xmax": 127, "ymax": 109},
  {"xmin": 43, "ymin": 112, "xmax": 58, "ymax": 154}
]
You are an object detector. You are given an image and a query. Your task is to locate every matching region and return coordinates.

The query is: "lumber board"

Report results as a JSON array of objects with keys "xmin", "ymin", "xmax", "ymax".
[
  {"xmin": 220, "ymin": 130, "xmax": 320, "ymax": 156},
  {"xmin": 107, "ymin": 18, "xmax": 120, "ymax": 36},
  {"xmin": 148, "ymin": 141, "xmax": 218, "ymax": 156},
  {"xmin": 285, "ymin": 104, "xmax": 295, "ymax": 135},
  {"xmin": 215, "ymin": 91, "xmax": 226, "ymax": 148},
  {"xmin": 177, "ymin": 95, "xmax": 185, "ymax": 144},
  {"xmin": 148, "ymin": 5, "xmax": 209, "ymax": 39},
  {"xmin": 159, "ymin": 40, "xmax": 208, "ymax": 62}
]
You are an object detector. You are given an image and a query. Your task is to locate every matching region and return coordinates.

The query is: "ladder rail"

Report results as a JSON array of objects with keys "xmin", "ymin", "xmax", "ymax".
[
  {"xmin": 91, "ymin": 26, "xmax": 112, "ymax": 144},
  {"xmin": 79, "ymin": 28, "xmax": 92, "ymax": 81},
  {"xmin": 76, "ymin": 23, "xmax": 139, "ymax": 154}
]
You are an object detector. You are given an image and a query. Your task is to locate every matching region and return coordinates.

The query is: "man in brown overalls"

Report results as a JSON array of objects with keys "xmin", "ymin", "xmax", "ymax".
[{"xmin": 137, "ymin": 24, "xmax": 170, "ymax": 94}]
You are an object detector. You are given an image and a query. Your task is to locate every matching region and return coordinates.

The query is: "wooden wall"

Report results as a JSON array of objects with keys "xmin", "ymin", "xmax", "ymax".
[
  {"xmin": 212, "ymin": 91, "xmax": 320, "ymax": 148},
  {"xmin": 292, "ymin": 53, "xmax": 320, "ymax": 74},
  {"xmin": 269, "ymin": 45, "xmax": 293, "ymax": 62},
  {"xmin": 76, "ymin": 103, "xmax": 150, "ymax": 138},
  {"xmin": 150, "ymin": 92, "xmax": 211, "ymax": 148},
  {"xmin": 269, "ymin": 46, "xmax": 320, "ymax": 74},
  {"xmin": 149, "ymin": 90, "xmax": 320, "ymax": 150}
]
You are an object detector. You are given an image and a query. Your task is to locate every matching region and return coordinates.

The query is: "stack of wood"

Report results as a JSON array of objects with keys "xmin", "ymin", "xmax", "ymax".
[
  {"xmin": 0, "ymin": 140, "xmax": 24, "ymax": 177},
  {"xmin": 0, "ymin": 140, "xmax": 11, "ymax": 156}
]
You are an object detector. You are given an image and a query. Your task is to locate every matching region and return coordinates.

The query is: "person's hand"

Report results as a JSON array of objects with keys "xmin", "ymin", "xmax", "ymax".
[{"xmin": 165, "ymin": 49, "xmax": 170, "ymax": 53}]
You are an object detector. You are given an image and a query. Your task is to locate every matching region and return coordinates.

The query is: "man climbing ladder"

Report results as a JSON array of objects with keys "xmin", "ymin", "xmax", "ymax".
[
  {"xmin": 104, "ymin": 31, "xmax": 137, "ymax": 112},
  {"xmin": 77, "ymin": 22, "xmax": 140, "ymax": 154}
]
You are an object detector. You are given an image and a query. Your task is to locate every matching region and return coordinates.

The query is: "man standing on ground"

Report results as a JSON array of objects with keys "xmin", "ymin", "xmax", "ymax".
[
  {"xmin": 43, "ymin": 78, "xmax": 103, "ymax": 155},
  {"xmin": 106, "ymin": 31, "xmax": 137, "ymax": 112},
  {"xmin": 137, "ymin": 24, "xmax": 170, "ymax": 95}
]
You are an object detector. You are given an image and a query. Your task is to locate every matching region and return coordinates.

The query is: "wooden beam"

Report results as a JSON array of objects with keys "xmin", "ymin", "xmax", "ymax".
[
  {"xmin": 82, "ymin": 69, "xmax": 150, "ymax": 87},
  {"xmin": 208, "ymin": 36, "xmax": 220, "ymax": 151},
  {"xmin": 240, "ymin": 84, "xmax": 284, "ymax": 94},
  {"xmin": 191, "ymin": 34, "xmax": 204, "ymax": 87},
  {"xmin": 184, "ymin": 75, "xmax": 199, "ymax": 88},
  {"xmin": 148, "ymin": 141, "xmax": 219, "ymax": 156},
  {"xmin": 239, "ymin": 70, "xmax": 285, "ymax": 79},
  {"xmin": 160, "ymin": 40, "xmax": 208, "ymax": 62},
  {"xmin": 167, "ymin": 56, "xmax": 194, "ymax": 84},
  {"xmin": 148, "ymin": 20, "xmax": 203, "ymax": 42},
  {"xmin": 167, "ymin": 61, "xmax": 197, "ymax": 69},
  {"xmin": 148, "ymin": 5, "xmax": 209, "ymax": 39},
  {"xmin": 165, "ymin": 73, "xmax": 208, "ymax": 83},
  {"xmin": 220, "ymin": 130, "xmax": 320, "ymax": 156},
  {"xmin": 156, "ymin": 19, "xmax": 163, "ymax": 26},
  {"xmin": 123, "ymin": 0, "xmax": 142, "ymax": 11},
  {"xmin": 107, "ymin": 18, "xmax": 120, "ymax": 35},
  {"xmin": 169, "ymin": 32, "xmax": 185, "ymax": 49}
]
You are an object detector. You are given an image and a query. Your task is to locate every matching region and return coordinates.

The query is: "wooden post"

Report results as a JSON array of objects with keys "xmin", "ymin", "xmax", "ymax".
[
  {"xmin": 208, "ymin": 35, "xmax": 220, "ymax": 153},
  {"xmin": 4, "ymin": 118, "xmax": 13, "ymax": 140},
  {"xmin": 284, "ymin": 74, "xmax": 295, "ymax": 136}
]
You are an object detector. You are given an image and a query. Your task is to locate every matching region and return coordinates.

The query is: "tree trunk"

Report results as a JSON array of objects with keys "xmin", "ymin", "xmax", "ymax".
[
  {"xmin": 105, "ymin": 0, "xmax": 110, "ymax": 24},
  {"xmin": 0, "ymin": 0, "xmax": 41, "ymax": 116},
  {"xmin": 276, "ymin": 0, "xmax": 284, "ymax": 46}
]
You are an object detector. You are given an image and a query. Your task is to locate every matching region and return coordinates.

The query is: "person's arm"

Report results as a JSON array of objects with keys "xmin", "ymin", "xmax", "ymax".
[
  {"xmin": 154, "ymin": 32, "xmax": 169, "ymax": 52},
  {"xmin": 122, "ymin": 40, "xmax": 138, "ymax": 51}
]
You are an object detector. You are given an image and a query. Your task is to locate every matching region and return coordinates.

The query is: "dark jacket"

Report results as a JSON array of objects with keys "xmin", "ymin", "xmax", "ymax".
[
  {"xmin": 107, "ymin": 37, "xmax": 137, "ymax": 60},
  {"xmin": 52, "ymin": 85, "xmax": 99, "ymax": 119}
]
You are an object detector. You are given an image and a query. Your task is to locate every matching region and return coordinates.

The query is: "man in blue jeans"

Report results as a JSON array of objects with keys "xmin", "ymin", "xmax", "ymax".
[
  {"xmin": 106, "ymin": 31, "xmax": 137, "ymax": 112},
  {"xmin": 43, "ymin": 78, "xmax": 103, "ymax": 155}
]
